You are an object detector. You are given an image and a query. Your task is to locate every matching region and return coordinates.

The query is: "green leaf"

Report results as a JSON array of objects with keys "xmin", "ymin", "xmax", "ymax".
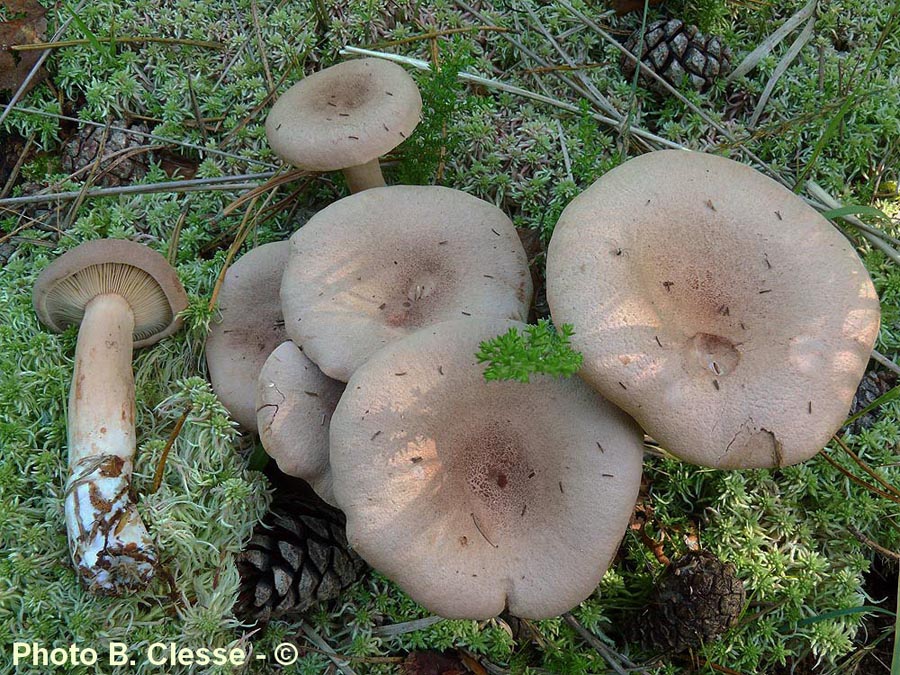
[
  {"xmin": 843, "ymin": 384, "xmax": 900, "ymax": 427},
  {"xmin": 796, "ymin": 605, "xmax": 895, "ymax": 627},
  {"xmin": 821, "ymin": 205, "xmax": 894, "ymax": 223},
  {"xmin": 476, "ymin": 319, "xmax": 583, "ymax": 383}
]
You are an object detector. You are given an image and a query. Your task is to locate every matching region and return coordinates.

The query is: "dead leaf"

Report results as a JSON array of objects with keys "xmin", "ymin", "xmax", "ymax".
[
  {"xmin": 403, "ymin": 651, "xmax": 467, "ymax": 675},
  {"xmin": 0, "ymin": 0, "xmax": 48, "ymax": 97},
  {"xmin": 610, "ymin": 0, "xmax": 666, "ymax": 15}
]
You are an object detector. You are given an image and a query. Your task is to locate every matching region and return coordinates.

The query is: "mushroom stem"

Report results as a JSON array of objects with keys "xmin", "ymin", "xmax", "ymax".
[
  {"xmin": 65, "ymin": 293, "xmax": 158, "ymax": 594},
  {"xmin": 342, "ymin": 158, "xmax": 386, "ymax": 193}
]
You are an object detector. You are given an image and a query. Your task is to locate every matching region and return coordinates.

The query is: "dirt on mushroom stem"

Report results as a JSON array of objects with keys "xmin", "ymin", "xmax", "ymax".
[{"xmin": 65, "ymin": 293, "xmax": 157, "ymax": 594}]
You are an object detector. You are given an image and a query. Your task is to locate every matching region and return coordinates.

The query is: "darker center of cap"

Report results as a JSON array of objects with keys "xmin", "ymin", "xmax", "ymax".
[
  {"xmin": 378, "ymin": 256, "xmax": 454, "ymax": 329},
  {"xmin": 316, "ymin": 74, "xmax": 374, "ymax": 114},
  {"xmin": 461, "ymin": 424, "xmax": 530, "ymax": 513},
  {"xmin": 689, "ymin": 332, "xmax": 740, "ymax": 376}
]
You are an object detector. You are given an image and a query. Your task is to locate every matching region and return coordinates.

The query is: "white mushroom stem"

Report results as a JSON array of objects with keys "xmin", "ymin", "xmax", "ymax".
[
  {"xmin": 65, "ymin": 293, "xmax": 158, "ymax": 594},
  {"xmin": 342, "ymin": 158, "xmax": 386, "ymax": 193}
]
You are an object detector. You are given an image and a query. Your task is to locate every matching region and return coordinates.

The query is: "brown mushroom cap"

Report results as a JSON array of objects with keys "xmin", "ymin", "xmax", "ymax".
[
  {"xmin": 257, "ymin": 340, "xmax": 344, "ymax": 505},
  {"xmin": 329, "ymin": 318, "xmax": 644, "ymax": 619},
  {"xmin": 206, "ymin": 241, "xmax": 289, "ymax": 431},
  {"xmin": 281, "ymin": 186, "xmax": 533, "ymax": 382},
  {"xmin": 33, "ymin": 238, "xmax": 187, "ymax": 348},
  {"xmin": 546, "ymin": 150, "xmax": 881, "ymax": 469},
  {"xmin": 265, "ymin": 58, "xmax": 421, "ymax": 172}
]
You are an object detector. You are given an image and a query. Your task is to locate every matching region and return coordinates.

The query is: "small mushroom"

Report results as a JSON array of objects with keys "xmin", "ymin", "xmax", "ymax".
[
  {"xmin": 329, "ymin": 318, "xmax": 645, "ymax": 619},
  {"xmin": 281, "ymin": 185, "xmax": 533, "ymax": 381},
  {"xmin": 546, "ymin": 150, "xmax": 881, "ymax": 469},
  {"xmin": 266, "ymin": 58, "xmax": 422, "ymax": 193},
  {"xmin": 256, "ymin": 341, "xmax": 344, "ymax": 505},
  {"xmin": 32, "ymin": 239, "xmax": 188, "ymax": 594},
  {"xmin": 206, "ymin": 241, "xmax": 289, "ymax": 431}
]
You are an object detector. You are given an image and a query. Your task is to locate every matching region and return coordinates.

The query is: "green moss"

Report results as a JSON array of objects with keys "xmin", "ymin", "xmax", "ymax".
[{"xmin": 3, "ymin": 0, "xmax": 900, "ymax": 672}]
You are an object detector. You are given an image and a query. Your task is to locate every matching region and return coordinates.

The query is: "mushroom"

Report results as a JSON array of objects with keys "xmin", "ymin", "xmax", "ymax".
[
  {"xmin": 546, "ymin": 150, "xmax": 881, "ymax": 469},
  {"xmin": 329, "ymin": 318, "xmax": 645, "ymax": 619},
  {"xmin": 206, "ymin": 240, "xmax": 289, "ymax": 431},
  {"xmin": 281, "ymin": 185, "xmax": 533, "ymax": 382},
  {"xmin": 266, "ymin": 58, "xmax": 421, "ymax": 193},
  {"xmin": 32, "ymin": 239, "xmax": 188, "ymax": 594},
  {"xmin": 256, "ymin": 340, "xmax": 344, "ymax": 505}
]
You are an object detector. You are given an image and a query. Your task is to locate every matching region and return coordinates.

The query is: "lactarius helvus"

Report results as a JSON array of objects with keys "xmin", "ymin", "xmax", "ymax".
[
  {"xmin": 330, "ymin": 318, "xmax": 644, "ymax": 619},
  {"xmin": 266, "ymin": 58, "xmax": 421, "ymax": 193},
  {"xmin": 547, "ymin": 150, "xmax": 881, "ymax": 469},
  {"xmin": 33, "ymin": 239, "xmax": 188, "ymax": 594}
]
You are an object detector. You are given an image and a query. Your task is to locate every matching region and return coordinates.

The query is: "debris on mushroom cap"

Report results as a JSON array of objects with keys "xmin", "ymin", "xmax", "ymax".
[
  {"xmin": 32, "ymin": 238, "xmax": 188, "ymax": 348},
  {"xmin": 281, "ymin": 185, "xmax": 533, "ymax": 382},
  {"xmin": 329, "ymin": 318, "xmax": 644, "ymax": 620},
  {"xmin": 206, "ymin": 241, "xmax": 290, "ymax": 431},
  {"xmin": 546, "ymin": 150, "xmax": 882, "ymax": 469},
  {"xmin": 257, "ymin": 341, "xmax": 344, "ymax": 506},
  {"xmin": 265, "ymin": 58, "xmax": 421, "ymax": 172}
]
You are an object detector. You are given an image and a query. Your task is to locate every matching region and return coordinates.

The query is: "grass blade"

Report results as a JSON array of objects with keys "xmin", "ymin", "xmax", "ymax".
[{"xmin": 797, "ymin": 606, "xmax": 895, "ymax": 627}]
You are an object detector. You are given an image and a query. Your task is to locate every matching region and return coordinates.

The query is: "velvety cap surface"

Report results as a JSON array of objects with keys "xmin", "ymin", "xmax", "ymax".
[
  {"xmin": 546, "ymin": 150, "xmax": 881, "ymax": 468},
  {"xmin": 282, "ymin": 186, "xmax": 532, "ymax": 381},
  {"xmin": 329, "ymin": 318, "xmax": 644, "ymax": 619},
  {"xmin": 265, "ymin": 58, "xmax": 421, "ymax": 171},
  {"xmin": 257, "ymin": 340, "xmax": 344, "ymax": 505},
  {"xmin": 206, "ymin": 241, "xmax": 289, "ymax": 431}
]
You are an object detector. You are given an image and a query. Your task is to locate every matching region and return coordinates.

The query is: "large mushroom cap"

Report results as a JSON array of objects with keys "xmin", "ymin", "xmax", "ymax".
[
  {"xmin": 265, "ymin": 58, "xmax": 421, "ymax": 172},
  {"xmin": 282, "ymin": 186, "xmax": 533, "ymax": 381},
  {"xmin": 33, "ymin": 238, "xmax": 187, "ymax": 348},
  {"xmin": 329, "ymin": 318, "xmax": 644, "ymax": 619},
  {"xmin": 257, "ymin": 340, "xmax": 344, "ymax": 505},
  {"xmin": 547, "ymin": 150, "xmax": 881, "ymax": 469},
  {"xmin": 206, "ymin": 241, "xmax": 289, "ymax": 431}
]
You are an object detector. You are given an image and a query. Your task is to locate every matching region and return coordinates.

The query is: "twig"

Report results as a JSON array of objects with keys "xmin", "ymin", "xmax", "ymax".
[
  {"xmin": 848, "ymin": 525, "xmax": 900, "ymax": 561},
  {"xmin": 151, "ymin": 408, "xmax": 190, "ymax": 493},
  {"xmin": 375, "ymin": 25, "xmax": 508, "ymax": 47},
  {"xmin": 250, "ymin": 0, "xmax": 275, "ymax": 92},
  {"xmin": 7, "ymin": 107, "xmax": 280, "ymax": 168},
  {"xmin": 833, "ymin": 435, "xmax": 900, "ymax": 499},
  {"xmin": 562, "ymin": 613, "xmax": 648, "ymax": 675},
  {"xmin": 556, "ymin": 120, "xmax": 573, "ymax": 183},
  {"xmin": 339, "ymin": 46, "xmax": 684, "ymax": 150},
  {"xmin": 872, "ymin": 350, "xmax": 900, "ymax": 377},
  {"xmin": 11, "ymin": 36, "xmax": 224, "ymax": 51},
  {"xmin": 370, "ymin": 616, "xmax": 444, "ymax": 637},
  {"xmin": 0, "ymin": 132, "xmax": 35, "ymax": 200},
  {"xmin": 0, "ymin": 173, "xmax": 276, "ymax": 207},
  {"xmin": 819, "ymin": 452, "xmax": 900, "ymax": 506},
  {"xmin": 298, "ymin": 622, "xmax": 360, "ymax": 675}
]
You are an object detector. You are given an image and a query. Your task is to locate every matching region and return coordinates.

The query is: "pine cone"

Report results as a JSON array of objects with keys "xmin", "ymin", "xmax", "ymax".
[
  {"xmin": 235, "ymin": 488, "xmax": 367, "ymax": 622},
  {"xmin": 61, "ymin": 120, "xmax": 150, "ymax": 187},
  {"xmin": 848, "ymin": 370, "xmax": 897, "ymax": 434},
  {"xmin": 639, "ymin": 550, "xmax": 745, "ymax": 653},
  {"xmin": 621, "ymin": 19, "xmax": 732, "ymax": 94}
]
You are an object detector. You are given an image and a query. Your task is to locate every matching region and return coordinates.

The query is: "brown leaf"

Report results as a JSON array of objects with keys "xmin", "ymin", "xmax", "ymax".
[
  {"xmin": 403, "ymin": 651, "xmax": 467, "ymax": 675},
  {"xmin": 610, "ymin": 0, "xmax": 666, "ymax": 15},
  {"xmin": 0, "ymin": 0, "xmax": 48, "ymax": 97}
]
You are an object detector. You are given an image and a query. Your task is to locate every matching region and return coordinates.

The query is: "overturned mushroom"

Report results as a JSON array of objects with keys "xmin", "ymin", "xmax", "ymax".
[
  {"xmin": 257, "ymin": 341, "xmax": 344, "ymax": 505},
  {"xmin": 329, "ymin": 318, "xmax": 644, "ymax": 619},
  {"xmin": 281, "ymin": 185, "xmax": 533, "ymax": 381},
  {"xmin": 206, "ymin": 241, "xmax": 289, "ymax": 431},
  {"xmin": 33, "ymin": 239, "xmax": 188, "ymax": 594},
  {"xmin": 266, "ymin": 58, "xmax": 421, "ymax": 192},
  {"xmin": 546, "ymin": 150, "xmax": 881, "ymax": 469}
]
